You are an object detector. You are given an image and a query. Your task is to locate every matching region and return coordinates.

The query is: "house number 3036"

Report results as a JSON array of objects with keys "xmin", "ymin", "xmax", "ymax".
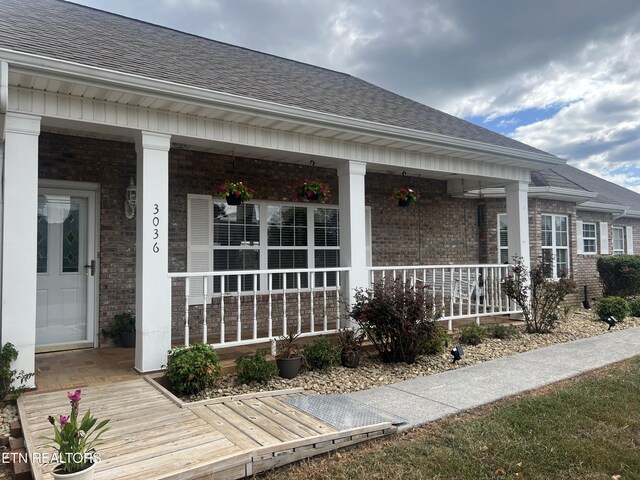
[{"xmin": 152, "ymin": 204, "xmax": 160, "ymax": 253}]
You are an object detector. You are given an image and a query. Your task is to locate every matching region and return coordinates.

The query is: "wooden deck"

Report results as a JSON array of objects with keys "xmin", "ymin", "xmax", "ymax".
[{"xmin": 18, "ymin": 379, "xmax": 396, "ymax": 479}]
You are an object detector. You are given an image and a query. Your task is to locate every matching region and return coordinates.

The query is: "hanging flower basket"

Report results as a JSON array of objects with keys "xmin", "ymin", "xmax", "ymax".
[
  {"xmin": 293, "ymin": 179, "xmax": 331, "ymax": 203},
  {"xmin": 215, "ymin": 181, "xmax": 255, "ymax": 205},
  {"xmin": 391, "ymin": 187, "xmax": 420, "ymax": 207}
]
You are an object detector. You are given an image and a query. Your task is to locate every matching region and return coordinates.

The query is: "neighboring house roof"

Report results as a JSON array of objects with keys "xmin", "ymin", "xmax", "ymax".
[
  {"xmin": 533, "ymin": 164, "xmax": 640, "ymax": 211},
  {"xmin": 0, "ymin": 0, "xmax": 547, "ymax": 157}
]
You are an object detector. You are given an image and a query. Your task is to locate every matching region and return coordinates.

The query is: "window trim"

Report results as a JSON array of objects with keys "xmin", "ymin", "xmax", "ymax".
[
  {"xmin": 581, "ymin": 222, "xmax": 597, "ymax": 255},
  {"xmin": 541, "ymin": 213, "xmax": 570, "ymax": 279},
  {"xmin": 497, "ymin": 213, "xmax": 509, "ymax": 264},
  {"xmin": 204, "ymin": 198, "xmax": 341, "ymax": 295},
  {"xmin": 612, "ymin": 226, "xmax": 625, "ymax": 255}
]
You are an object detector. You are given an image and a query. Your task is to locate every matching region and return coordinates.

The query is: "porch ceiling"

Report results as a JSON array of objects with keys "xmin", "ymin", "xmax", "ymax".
[{"xmin": 8, "ymin": 64, "xmax": 557, "ymax": 183}]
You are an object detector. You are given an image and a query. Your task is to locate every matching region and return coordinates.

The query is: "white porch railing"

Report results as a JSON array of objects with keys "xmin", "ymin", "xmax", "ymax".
[
  {"xmin": 168, "ymin": 267, "xmax": 349, "ymax": 349},
  {"xmin": 368, "ymin": 264, "xmax": 520, "ymax": 331}
]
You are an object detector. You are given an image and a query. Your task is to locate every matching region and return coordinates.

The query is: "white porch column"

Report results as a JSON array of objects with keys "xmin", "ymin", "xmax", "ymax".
[
  {"xmin": 134, "ymin": 131, "xmax": 171, "ymax": 372},
  {"xmin": 506, "ymin": 180, "xmax": 531, "ymax": 267},
  {"xmin": 1, "ymin": 112, "xmax": 41, "ymax": 387},
  {"xmin": 338, "ymin": 161, "xmax": 367, "ymax": 325}
]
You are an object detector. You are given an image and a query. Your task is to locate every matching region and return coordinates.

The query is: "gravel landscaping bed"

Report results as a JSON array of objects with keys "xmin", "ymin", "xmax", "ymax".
[{"xmin": 185, "ymin": 310, "xmax": 640, "ymax": 402}]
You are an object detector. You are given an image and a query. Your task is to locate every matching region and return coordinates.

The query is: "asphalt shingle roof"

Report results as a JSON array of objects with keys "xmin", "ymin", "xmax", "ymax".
[
  {"xmin": 532, "ymin": 164, "xmax": 640, "ymax": 210},
  {"xmin": 0, "ymin": 0, "xmax": 548, "ymax": 156}
]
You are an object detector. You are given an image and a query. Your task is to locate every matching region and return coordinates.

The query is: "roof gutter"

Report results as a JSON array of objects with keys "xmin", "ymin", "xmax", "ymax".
[
  {"xmin": 577, "ymin": 201, "xmax": 629, "ymax": 215},
  {"xmin": 0, "ymin": 48, "xmax": 564, "ymax": 167},
  {"xmin": 461, "ymin": 186, "xmax": 597, "ymax": 202}
]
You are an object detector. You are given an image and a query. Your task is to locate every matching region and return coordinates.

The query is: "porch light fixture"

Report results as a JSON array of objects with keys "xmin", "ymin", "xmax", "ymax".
[
  {"xmin": 124, "ymin": 178, "xmax": 137, "ymax": 219},
  {"xmin": 451, "ymin": 345, "xmax": 464, "ymax": 363},
  {"xmin": 605, "ymin": 316, "xmax": 618, "ymax": 331}
]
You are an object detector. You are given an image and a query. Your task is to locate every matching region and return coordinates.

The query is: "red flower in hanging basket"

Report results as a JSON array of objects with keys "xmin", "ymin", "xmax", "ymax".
[
  {"xmin": 391, "ymin": 187, "xmax": 420, "ymax": 206},
  {"xmin": 293, "ymin": 179, "xmax": 331, "ymax": 203},
  {"xmin": 215, "ymin": 181, "xmax": 255, "ymax": 203}
]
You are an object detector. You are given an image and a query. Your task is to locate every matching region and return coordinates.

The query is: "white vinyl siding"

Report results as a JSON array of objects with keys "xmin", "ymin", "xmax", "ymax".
[
  {"xmin": 612, "ymin": 227, "xmax": 625, "ymax": 255},
  {"xmin": 541, "ymin": 214, "xmax": 569, "ymax": 279}
]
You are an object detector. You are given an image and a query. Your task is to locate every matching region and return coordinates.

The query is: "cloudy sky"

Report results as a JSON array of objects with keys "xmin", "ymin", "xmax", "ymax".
[{"xmin": 71, "ymin": 0, "xmax": 640, "ymax": 191}]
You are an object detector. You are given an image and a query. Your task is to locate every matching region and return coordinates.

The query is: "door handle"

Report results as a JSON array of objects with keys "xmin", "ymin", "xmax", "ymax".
[{"xmin": 84, "ymin": 259, "xmax": 96, "ymax": 276}]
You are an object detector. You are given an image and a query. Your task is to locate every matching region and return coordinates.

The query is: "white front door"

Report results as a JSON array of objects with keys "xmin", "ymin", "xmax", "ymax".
[{"xmin": 36, "ymin": 187, "xmax": 97, "ymax": 350}]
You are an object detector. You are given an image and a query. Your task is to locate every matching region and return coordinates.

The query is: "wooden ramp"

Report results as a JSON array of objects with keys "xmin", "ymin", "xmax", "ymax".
[{"xmin": 18, "ymin": 379, "xmax": 396, "ymax": 479}]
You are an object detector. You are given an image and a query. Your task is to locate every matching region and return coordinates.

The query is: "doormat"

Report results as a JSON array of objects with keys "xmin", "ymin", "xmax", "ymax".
[{"xmin": 284, "ymin": 394, "xmax": 407, "ymax": 430}]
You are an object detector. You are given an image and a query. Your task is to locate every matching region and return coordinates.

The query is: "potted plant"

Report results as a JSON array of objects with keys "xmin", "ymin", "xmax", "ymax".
[
  {"xmin": 101, "ymin": 312, "xmax": 136, "ymax": 348},
  {"xmin": 337, "ymin": 328, "xmax": 365, "ymax": 368},
  {"xmin": 275, "ymin": 330, "xmax": 302, "ymax": 379},
  {"xmin": 293, "ymin": 179, "xmax": 331, "ymax": 203},
  {"xmin": 391, "ymin": 187, "xmax": 420, "ymax": 207},
  {"xmin": 41, "ymin": 389, "xmax": 110, "ymax": 479},
  {"xmin": 215, "ymin": 181, "xmax": 255, "ymax": 206}
]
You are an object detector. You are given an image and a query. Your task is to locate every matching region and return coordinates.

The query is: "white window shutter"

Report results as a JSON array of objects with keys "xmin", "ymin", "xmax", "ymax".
[
  {"xmin": 626, "ymin": 226, "xmax": 634, "ymax": 254},
  {"xmin": 599, "ymin": 222, "xmax": 609, "ymax": 254},
  {"xmin": 187, "ymin": 194, "xmax": 213, "ymax": 305},
  {"xmin": 576, "ymin": 220, "xmax": 583, "ymax": 254}
]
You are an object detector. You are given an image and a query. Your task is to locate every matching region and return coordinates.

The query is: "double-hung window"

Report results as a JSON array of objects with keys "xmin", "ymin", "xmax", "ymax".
[
  {"xmin": 582, "ymin": 222, "xmax": 597, "ymax": 254},
  {"xmin": 541, "ymin": 214, "xmax": 569, "ymax": 278},
  {"xmin": 187, "ymin": 195, "xmax": 340, "ymax": 301},
  {"xmin": 497, "ymin": 213, "xmax": 509, "ymax": 263},
  {"xmin": 612, "ymin": 227, "xmax": 625, "ymax": 255}
]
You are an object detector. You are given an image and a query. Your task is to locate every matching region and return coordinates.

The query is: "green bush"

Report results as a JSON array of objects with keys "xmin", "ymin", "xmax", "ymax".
[
  {"xmin": 421, "ymin": 322, "xmax": 450, "ymax": 355},
  {"xmin": 597, "ymin": 255, "xmax": 640, "ymax": 298},
  {"xmin": 502, "ymin": 256, "xmax": 576, "ymax": 333},
  {"xmin": 0, "ymin": 343, "xmax": 35, "ymax": 399},
  {"xmin": 594, "ymin": 296, "xmax": 630, "ymax": 323},
  {"xmin": 302, "ymin": 338, "xmax": 339, "ymax": 371},
  {"xmin": 459, "ymin": 324, "xmax": 486, "ymax": 345},
  {"xmin": 629, "ymin": 298, "xmax": 640, "ymax": 317},
  {"xmin": 485, "ymin": 323, "xmax": 520, "ymax": 339},
  {"xmin": 235, "ymin": 350, "xmax": 278, "ymax": 385},
  {"xmin": 165, "ymin": 343, "xmax": 221, "ymax": 395},
  {"xmin": 350, "ymin": 279, "xmax": 442, "ymax": 364}
]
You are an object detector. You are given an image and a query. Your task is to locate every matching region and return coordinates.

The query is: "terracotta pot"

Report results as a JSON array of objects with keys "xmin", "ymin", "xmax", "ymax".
[
  {"xmin": 276, "ymin": 357, "xmax": 301, "ymax": 379},
  {"xmin": 51, "ymin": 462, "xmax": 96, "ymax": 480},
  {"xmin": 226, "ymin": 194, "xmax": 243, "ymax": 206}
]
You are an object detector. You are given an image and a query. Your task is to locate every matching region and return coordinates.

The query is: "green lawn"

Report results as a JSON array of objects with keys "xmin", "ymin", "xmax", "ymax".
[{"xmin": 262, "ymin": 357, "xmax": 640, "ymax": 480}]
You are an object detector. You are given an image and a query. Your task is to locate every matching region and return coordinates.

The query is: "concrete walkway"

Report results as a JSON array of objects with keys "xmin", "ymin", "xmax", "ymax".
[{"xmin": 344, "ymin": 328, "xmax": 640, "ymax": 432}]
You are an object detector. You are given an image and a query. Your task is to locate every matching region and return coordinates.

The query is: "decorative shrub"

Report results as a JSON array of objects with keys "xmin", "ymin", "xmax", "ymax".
[
  {"xmin": 629, "ymin": 298, "xmax": 640, "ymax": 317},
  {"xmin": 350, "ymin": 279, "xmax": 441, "ymax": 364},
  {"xmin": 458, "ymin": 324, "xmax": 486, "ymax": 345},
  {"xmin": 502, "ymin": 256, "xmax": 576, "ymax": 333},
  {"xmin": 485, "ymin": 323, "xmax": 520, "ymax": 340},
  {"xmin": 302, "ymin": 337, "xmax": 340, "ymax": 371},
  {"xmin": 0, "ymin": 342, "xmax": 34, "ymax": 399},
  {"xmin": 597, "ymin": 255, "xmax": 640, "ymax": 298},
  {"xmin": 165, "ymin": 343, "xmax": 221, "ymax": 395},
  {"xmin": 101, "ymin": 311, "xmax": 135, "ymax": 338},
  {"xmin": 235, "ymin": 350, "xmax": 278, "ymax": 385},
  {"xmin": 421, "ymin": 322, "xmax": 449, "ymax": 355},
  {"xmin": 594, "ymin": 296, "xmax": 630, "ymax": 323}
]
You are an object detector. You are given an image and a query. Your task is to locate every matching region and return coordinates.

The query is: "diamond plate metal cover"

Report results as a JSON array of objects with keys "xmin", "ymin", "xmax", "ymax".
[{"xmin": 284, "ymin": 394, "xmax": 407, "ymax": 430}]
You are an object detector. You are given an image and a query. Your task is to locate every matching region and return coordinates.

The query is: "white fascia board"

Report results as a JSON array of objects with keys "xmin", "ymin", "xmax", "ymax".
[
  {"xmin": 578, "ymin": 201, "xmax": 629, "ymax": 215},
  {"xmin": 461, "ymin": 186, "xmax": 596, "ymax": 203},
  {"xmin": 1, "ymin": 48, "xmax": 563, "ymax": 168}
]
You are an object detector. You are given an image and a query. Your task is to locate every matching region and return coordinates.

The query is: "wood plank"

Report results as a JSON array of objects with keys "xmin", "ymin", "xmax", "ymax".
[
  {"xmin": 94, "ymin": 440, "xmax": 240, "ymax": 480},
  {"xmin": 225, "ymin": 400, "xmax": 302, "ymax": 443},
  {"xmin": 183, "ymin": 387, "xmax": 306, "ymax": 408},
  {"xmin": 191, "ymin": 406, "xmax": 260, "ymax": 450},
  {"xmin": 259, "ymin": 396, "xmax": 337, "ymax": 434},
  {"xmin": 239, "ymin": 398, "xmax": 320, "ymax": 438},
  {"xmin": 207, "ymin": 403, "xmax": 280, "ymax": 447}
]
